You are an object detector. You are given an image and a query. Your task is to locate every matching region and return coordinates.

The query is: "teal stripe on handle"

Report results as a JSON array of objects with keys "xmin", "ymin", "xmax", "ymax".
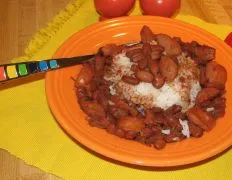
[{"xmin": 49, "ymin": 60, "xmax": 58, "ymax": 69}]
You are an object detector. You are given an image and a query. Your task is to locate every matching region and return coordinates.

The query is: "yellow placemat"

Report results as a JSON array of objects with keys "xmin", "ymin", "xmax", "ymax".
[{"xmin": 1, "ymin": 0, "xmax": 232, "ymax": 180}]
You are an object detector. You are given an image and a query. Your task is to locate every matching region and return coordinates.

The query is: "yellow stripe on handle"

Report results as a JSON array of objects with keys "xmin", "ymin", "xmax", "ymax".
[{"xmin": 7, "ymin": 65, "xmax": 18, "ymax": 79}]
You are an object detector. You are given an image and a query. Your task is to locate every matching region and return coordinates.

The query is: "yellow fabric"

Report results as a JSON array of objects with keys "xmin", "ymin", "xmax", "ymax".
[{"xmin": 1, "ymin": 0, "xmax": 232, "ymax": 179}]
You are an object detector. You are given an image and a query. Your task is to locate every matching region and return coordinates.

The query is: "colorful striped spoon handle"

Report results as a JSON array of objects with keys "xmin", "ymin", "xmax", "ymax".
[{"xmin": 0, "ymin": 55, "xmax": 95, "ymax": 83}]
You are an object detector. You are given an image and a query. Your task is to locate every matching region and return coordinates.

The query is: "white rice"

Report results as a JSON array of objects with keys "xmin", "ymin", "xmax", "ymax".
[
  {"xmin": 104, "ymin": 53, "xmax": 134, "ymax": 82},
  {"xmin": 179, "ymin": 119, "xmax": 190, "ymax": 138},
  {"xmin": 104, "ymin": 52, "xmax": 201, "ymax": 112},
  {"xmin": 206, "ymin": 107, "xmax": 215, "ymax": 112},
  {"xmin": 161, "ymin": 129, "xmax": 171, "ymax": 135},
  {"xmin": 109, "ymin": 85, "xmax": 116, "ymax": 95}
]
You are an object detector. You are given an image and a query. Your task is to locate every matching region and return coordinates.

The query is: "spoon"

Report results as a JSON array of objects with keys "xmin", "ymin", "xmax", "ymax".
[
  {"xmin": 0, "ymin": 55, "xmax": 95, "ymax": 83},
  {"xmin": 0, "ymin": 42, "xmax": 139, "ymax": 83}
]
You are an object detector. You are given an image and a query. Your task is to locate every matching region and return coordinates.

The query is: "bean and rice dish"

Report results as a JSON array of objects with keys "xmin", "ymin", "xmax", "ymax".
[{"xmin": 74, "ymin": 26, "xmax": 227, "ymax": 149}]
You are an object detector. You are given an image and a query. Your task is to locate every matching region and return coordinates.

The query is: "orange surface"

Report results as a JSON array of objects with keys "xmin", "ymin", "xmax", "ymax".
[{"xmin": 45, "ymin": 16, "xmax": 232, "ymax": 167}]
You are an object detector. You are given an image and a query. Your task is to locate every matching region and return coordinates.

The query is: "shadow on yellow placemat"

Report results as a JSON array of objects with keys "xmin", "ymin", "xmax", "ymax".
[{"xmin": 1, "ymin": 0, "xmax": 232, "ymax": 180}]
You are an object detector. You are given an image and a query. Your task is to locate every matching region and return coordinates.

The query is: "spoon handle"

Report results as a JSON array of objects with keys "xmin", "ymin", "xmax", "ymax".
[{"xmin": 0, "ymin": 55, "xmax": 95, "ymax": 83}]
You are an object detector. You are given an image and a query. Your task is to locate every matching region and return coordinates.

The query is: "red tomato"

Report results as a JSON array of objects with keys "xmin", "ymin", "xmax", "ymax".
[
  {"xmin": 139, "ymin": 0, "xmax": 180, "ymax": 17},
  {"xmin": 94, "ymin": 0, "xmax": 136, "ymax": 18}
]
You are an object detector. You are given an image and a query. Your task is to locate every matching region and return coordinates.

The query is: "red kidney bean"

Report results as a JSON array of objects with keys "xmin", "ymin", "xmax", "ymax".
[
  {"xmin": 95, "ymin": 54, "xmax": 105, "ymax": 71},
  {"xmin": 118, "ymin": 116, "xmax": 145, "ymax": 132},
  {"xmin": 87, "ymin": 61, "xmax": 95, "ymax": 73},
  {"xmin": 139, "ymin": 56, "xmax": 148, "ymax": 69},
  {"xmin": 145, "ymin": 134, "xmax": 163, "ymax": 144},
  {"xmin": 125, "ymin": 131, "xmax": 137, "ymax": 140},
  {"xmin": 196, "ymin": 88, "xmax": 220, "ymax": 105},
  {"xmin": 187, "ymin": 107, "xmax": 215, "ymax": 131},
  {"xmin": 100, "ymin": 44, "xmax": 118, "ymax": 56},
  {"xmin": 105, "ymin": 56, "xmax": 113, "ymax": 65},
  {"xmin": 106, "ymin": 124, "xmax": 117, "ymax": 134},
  {"xmin": 151, "ymin": 50, "xmax": 163, "ymax": 61},
  {"xmin": 135, "ymin": 70, "xmax": 154, "ymax": 82},
  {"xmin": 165, "ymin": 105, "xmax": 182, "ymax": 115},
  {"xmin": 194, "ymin": 45, "xmax": 216, "ymax": 61},
  {"xmin": 89, "ymin": 79, "xmax": 97, "ymax": 92},
  {"xmin": 154, "ymin": 139, "xmax": 166, "ymax": 150},
  {"xmin": 174, "ymin": 112, "xmax": 186, "ymax": 120},
  {"xmin": 80, "ymin": 101, "xmax": 106, "ymax": 118},
  {"xmin": 188, "ymin": 122, "xmax": 204, "ymax": 138},
  {"xmin": 106, "ymin": 113, "xmax": 117, "ymax": 124},
  {"xmin": 201, "ymin": 100, "xmax": 212, "ymax": 108},
  {"xmin": 151, "ymin": 44, "xmax": 165, "ymax": 51},
  {"xmin": 111, "ymin": 95, "xmax": 121, "ymax": 103},
  {"xmin": 129, "ymin": 107, "xmax": 138, "ymax": 117},
  {"xmin": 140, "ymin": 25, "xmax": 155, "ymax": 43},
  {"xmin": 98, "ymin": 85, "xmax": 111, "ymax": 99},
  {"xmin": 159, "ymin": 56, "xmax": 178, "ymax": 82},
  {"xmin": 150, "ymin": 45, "xmax": 164, "ymax": 60},
  {"xmin": 114, "ymin": 99, "xmax": 131, "ymax": 111},
  {"xmin": 152, "ymin": 107, "xmax": 163, "ymax": 113},
  {"xmin": 153, "ymin": 113, "xmax": 166, "ymax": 125},
  {"xmin": 213, "ymin": 103, "xmax": 226, "ymax": 109},
  {"xmin": 165, "ymin": 114, "xmax": 182, "ymax": 131},
  {"xmin": 98, "ymin": 93, "xmax": 109, "ymax": 109},
  {"xmin": 213, "ymin": 108, "xmax": 225, "ymax": 118},
  {"xmin": 200, "ymin": 66, "xmax": 208, "ymax": 85},
  {"xmin": 76, "ymin": 86, "xmax": 89, "ymax": 101},
  {"xmin": 130, "ymin": 64, "xmax": 139, "ymax": 72},
  {"xmin": 126, "ymin": 49, "xmax": 144, "ymax": 62},
  {"xmin": 143, "ymin": 43, "xmax": 152, "ymax": 54},
  {"xmin": 92, "ymin": 90, "xmax": 100, "ymax": 101},
  {"xmin": 126, "ymin": 49, "xmax": 142, "ymax": 57},
  {"xmin": 206, "ymin": 61, "xmax": 227, "ymax": 89},
  {"xmin": 212, "ymin": 97, "xmax": 226, "ymax": 107},
  {"xmin": 155, "ymin": 34, "xmax": 182, "ymax": 56},
  {"xmin": 115, "ymin": 129, "xmax": 125, "ymax": 138},
  {"xmin": 135, "ymin": 135, "xmax": 146, "ymax": 144},
  {"xmin": 110, "ymin": 107, "xmax": 128, "ymax": 119},
  {"xmin": 100, "ymin": 44, "xmax": 116, "ymax": 56},
  {"xmin": 98, "ymin": 118, "xmax": 112, "ymax": 129},
  {"xmin": 152, "ymin": 74, "xmax": 165, "ymax": 89},
  {"xmin": 173, "ymin": 37, "xmax": 182, "ymax": 44},
  {"xmin": 122, "ymin": 76, "xmax": 140, "ymax": 85},
  {"xmin": 140, "ymin": 128, "xmax": 153, "ymax": 138},
  {"xmin": 149, "ymin": 60, "xmax": 159, "ymax": 75},
  {"xmin": 144, "ymin": 110, "xmax": 155, "ymax": 125},
  {"xmin": 151, "ymin": 126, "xmax": 162, "ymax": 134},
  {"xmin": 89, "ymin": 119, "xmax": 101, "ymax": 128},
  {"xmin": 76, "ymin": 65, "xmax": 93, "ymax": 86}
]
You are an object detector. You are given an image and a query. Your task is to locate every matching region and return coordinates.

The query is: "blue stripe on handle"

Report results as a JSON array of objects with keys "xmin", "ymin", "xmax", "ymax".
[{"xmin": 39, "ymin": 61, "xmax": 48, "ymax": 71}]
